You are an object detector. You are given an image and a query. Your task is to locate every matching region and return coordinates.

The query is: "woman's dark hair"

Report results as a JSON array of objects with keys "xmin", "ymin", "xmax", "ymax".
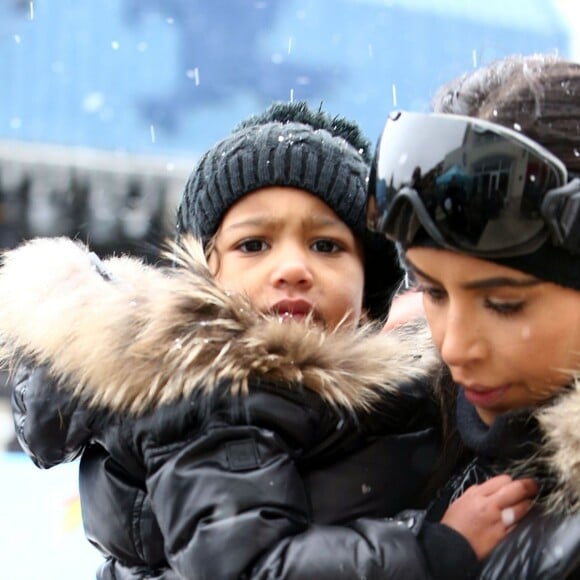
[
  {"xmin": 432, "ymin": 53, "xmax": 580, "ymax": 172},
  {"xmin": 418, "ymin": 365, "xmax": 472, "ymax": 505}
]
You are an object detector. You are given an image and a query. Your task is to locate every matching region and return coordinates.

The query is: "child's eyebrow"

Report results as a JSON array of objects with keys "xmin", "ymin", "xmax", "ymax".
[
  {"xmin": 223, "ymin": 217, "xmax": 278, "ymax": 231},
  {"xmin": 304, "ymin": 215, "xmax": 344, "ymax": 228},
  {"xmin": 223, "ymin": 215, "xmax": 345, "ymax": 231}
]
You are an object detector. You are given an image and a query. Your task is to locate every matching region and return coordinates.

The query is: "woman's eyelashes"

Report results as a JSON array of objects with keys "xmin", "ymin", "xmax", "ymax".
[
  {"xmin": 415, "ymin": 283, "xmax": 446, "ymax": 303},
  {"xmin": 416, "ymin": 282, "xmax": 526, "ymax": 317},
  {"xmin": 483, "ymin": 298, "xmax": 526, "ymax": 317}
]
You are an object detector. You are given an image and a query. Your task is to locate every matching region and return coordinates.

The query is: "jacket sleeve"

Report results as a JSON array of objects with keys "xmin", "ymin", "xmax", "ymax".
[
  {"xmin": 140, "ymin": 386, "xmax": 476, "ymax": 580},
  {"xmin": 144, "ymin": 421, "xmax": 434, "ymax": 580},
  {"xmin": 477, "ymin": 508, "xmax": 580, "ymax": 580},
  {"xmin": 10, "ymin": 361, "xmax": 94, "ymax": 468}
]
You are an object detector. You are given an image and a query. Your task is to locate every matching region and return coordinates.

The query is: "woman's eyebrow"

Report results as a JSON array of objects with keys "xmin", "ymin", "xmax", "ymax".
[
  {"xmin": 406, "ymin": 259, "xmax": 541, "ymax": 289},
  {"xmin": 462, "ymin": 277, "xmax": 542, "ymax": 290}
]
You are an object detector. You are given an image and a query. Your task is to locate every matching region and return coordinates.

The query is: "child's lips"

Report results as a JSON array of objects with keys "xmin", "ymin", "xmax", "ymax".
[{"xmin": 272, "ymin": 298, "xmax": 315, "ymax": 322}]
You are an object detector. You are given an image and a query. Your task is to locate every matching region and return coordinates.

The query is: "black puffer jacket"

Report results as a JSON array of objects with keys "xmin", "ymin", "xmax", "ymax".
[
  {"xmin": 13, "ymin": 362, "xmax": 446, "ymax": 579},
  {"xmin": 4, "ymin": 236, "xmax": 474, "ymax": 579},
  {"xmin": 427, "ymin": 389, "xmax": 580, "ymax": 579}
]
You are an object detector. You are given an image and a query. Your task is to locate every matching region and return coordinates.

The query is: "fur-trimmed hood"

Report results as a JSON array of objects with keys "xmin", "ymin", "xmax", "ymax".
[
  {"xmin": 535, "ymin": 375, "xmax": 580, "ymax": 514},
  {"xmin": 2, "ymin": 237, "xmax": 580, "ymax": 514},
  {"xmin": 0, "ymin": 235, "xmax": 438, "ymax": 416}
]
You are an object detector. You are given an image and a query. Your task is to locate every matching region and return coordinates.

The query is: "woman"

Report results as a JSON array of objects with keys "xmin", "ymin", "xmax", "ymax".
[{"xmin": 368, "ymin": 53, "xmax": 580, "ymax": 579}]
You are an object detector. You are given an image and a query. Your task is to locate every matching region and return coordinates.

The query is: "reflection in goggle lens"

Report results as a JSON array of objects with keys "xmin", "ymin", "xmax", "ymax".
[{"xmin": 368, "ymin": 112, "xmax": 580, "ymax": 258}]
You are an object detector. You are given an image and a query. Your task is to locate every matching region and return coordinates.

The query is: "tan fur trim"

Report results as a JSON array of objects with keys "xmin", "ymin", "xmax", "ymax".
[
  {"xmin": 536, "ymin": 375, "xmax": 580, "ymax": 514},
  {"xmin": 0, "ymin": 235, "xmax": 438, "ymax": 415}
]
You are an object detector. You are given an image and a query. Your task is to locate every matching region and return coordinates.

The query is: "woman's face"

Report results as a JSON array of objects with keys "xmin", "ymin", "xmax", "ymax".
[
  {"xmin": 406, "ymin": 247, "xmax": 580, "ymax": 425},
  {"xmin": 208, "ymin": 186, "xmax": 365, "ymax": 330}
]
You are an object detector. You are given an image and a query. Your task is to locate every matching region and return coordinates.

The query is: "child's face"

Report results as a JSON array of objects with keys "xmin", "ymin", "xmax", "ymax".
[
  {"xmin": 208, "ymin": 186, "xmax": 365, "ymax": 330},
  {"xmin": 406, "ymin": 247, "xmax": 580, "ymax": 426}
]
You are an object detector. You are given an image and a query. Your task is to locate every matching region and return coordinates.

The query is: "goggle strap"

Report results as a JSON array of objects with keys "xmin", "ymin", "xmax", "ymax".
[
  {"xmin": 391, "ymin": 189, "xmax": 448, "ymax": 247},
  {"xmin": 542, "ymin": 178, "xmax": 580, "ymax": 254}
]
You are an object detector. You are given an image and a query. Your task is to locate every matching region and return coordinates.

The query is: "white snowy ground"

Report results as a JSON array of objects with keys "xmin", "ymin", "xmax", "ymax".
[{"xmin": 0, "ymin": 453, "xmax": 103, "ymax": 579}]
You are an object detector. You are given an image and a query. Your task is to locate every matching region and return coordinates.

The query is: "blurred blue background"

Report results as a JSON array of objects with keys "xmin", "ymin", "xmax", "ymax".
[
  {"xmin": 0, "ymin": 0, "xmax": 571, "ymax": 156},
  {"xmin": 0, "ymin": 1, "xmax": 579, "ymax": 577}
]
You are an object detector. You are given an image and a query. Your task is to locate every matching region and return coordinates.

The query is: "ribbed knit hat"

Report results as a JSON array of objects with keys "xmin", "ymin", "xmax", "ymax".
[
  {"xmin": 408, "ymin": 231, "xmax": 580, "ymax": 291},
  {"xmin": 176, "ymin": 101, "xmax": 401, "ymax": 320}
]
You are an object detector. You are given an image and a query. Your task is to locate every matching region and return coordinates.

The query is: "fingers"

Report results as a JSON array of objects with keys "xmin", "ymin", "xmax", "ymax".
[
  {"xmin": 492, "ymin": 477, "xmax": 539, "ymax": 509},
  {"xmin": 473, "ymin": 474, "xmax": 513, "ymax": 495},
  {"xmin": 501, "ymin": 498, "xmax": 534, "ymax": 530},
  {"xmin": 441, "ymin": 476, "xmax": 538, "ymax": 560},
  {"xmin": 468, "ymin": 475, "xmax": 538, "ymax": 503},
  {"xmin": 471, "ymin": 476, "xmax": 537, "ymax": 531}
]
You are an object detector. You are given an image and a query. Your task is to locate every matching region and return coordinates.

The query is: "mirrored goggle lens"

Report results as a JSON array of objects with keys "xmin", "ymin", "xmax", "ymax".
[{"xmin": 369, "ymin": 112, "xmax": 567, "ymax": 256}]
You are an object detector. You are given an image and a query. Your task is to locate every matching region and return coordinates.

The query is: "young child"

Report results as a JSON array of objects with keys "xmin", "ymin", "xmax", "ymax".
[
  {"xmin": 369, "ymin": 54, "xmax": 580, "ymax": 579},
  {"xmin": 3, "ymin": 102, "xmax": 534, "ymax": 579}
]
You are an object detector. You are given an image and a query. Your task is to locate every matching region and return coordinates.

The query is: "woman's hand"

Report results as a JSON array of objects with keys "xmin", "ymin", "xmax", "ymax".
[{"xmin": 441, "ymin": 474, "xmax": 538, "ymax": 559}]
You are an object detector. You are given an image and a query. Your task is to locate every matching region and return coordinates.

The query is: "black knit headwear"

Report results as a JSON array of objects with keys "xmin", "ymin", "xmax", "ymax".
[
  {"xmin": 424, "ymin": 54, "xmax": 580, "ymax": 291},
  {"xmin": 406, "ymin": 231, "xmax": 580, "ymax": 291},
  {"xmin": 177, "ymin": 101, "xmax": 401, "ymax": 321}
]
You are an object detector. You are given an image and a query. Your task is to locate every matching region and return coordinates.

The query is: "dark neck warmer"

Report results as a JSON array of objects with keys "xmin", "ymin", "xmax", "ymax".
[
  {"xmin": 425, "ymin": 391, "xmax": 545, "ymax": 522},
  {"xmin": 456, "ymin": 390, "xmax": 541, "ymax": 464}
]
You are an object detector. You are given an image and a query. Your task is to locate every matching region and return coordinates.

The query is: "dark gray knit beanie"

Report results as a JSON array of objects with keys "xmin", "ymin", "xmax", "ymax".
[{"xmin": 177, "ymin": 101, "xmax": 402, "ymax": 320}]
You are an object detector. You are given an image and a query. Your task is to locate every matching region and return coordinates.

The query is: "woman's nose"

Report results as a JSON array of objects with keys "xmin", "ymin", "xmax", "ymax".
[{"xmin": 439, "ymin": 310, "xmax": 488, "ymax": 369}]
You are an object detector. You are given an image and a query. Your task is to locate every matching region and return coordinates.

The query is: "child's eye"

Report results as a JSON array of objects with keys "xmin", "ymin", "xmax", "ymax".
[
  {"xmin": 311, "ymin": 239, "xmax": 342, "ymax": 253},
  {"xmin": 236, "ymin": 239, "xmax": 269, "ymax": 253},
  {"xmin": 484, "ymin": 298, "xmax": 525, "ymax": 317}
]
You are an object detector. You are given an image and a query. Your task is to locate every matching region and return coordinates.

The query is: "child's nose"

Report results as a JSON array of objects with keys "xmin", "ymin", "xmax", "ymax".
[{"xmin": 271, "ymin": 251, "xmax": 314, "ymax": 289}]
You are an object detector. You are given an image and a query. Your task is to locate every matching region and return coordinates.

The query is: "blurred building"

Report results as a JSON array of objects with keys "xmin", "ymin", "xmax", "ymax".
[
  {"xmin": 0, "ymin": 138, "xmax": 190, "ymax": 255},
  {"xmin": 0, "ymin": 140, "xmax": 190, "ymax": 451}
]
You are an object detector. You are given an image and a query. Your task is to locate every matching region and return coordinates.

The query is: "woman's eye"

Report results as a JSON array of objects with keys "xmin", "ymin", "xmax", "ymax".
[
  {"xmin": 312, "ymin": 239, "xmax": 342, "ymax": 253},
  {"xmin": 237, "ymin": 239, "xmax": 268, "ymax": 253},
  {"xmin": 417, "ymin": 284, "xmax": 446, "ymax": 303},
  {"xmin": 485, "ymin": 299, "xmax": 525, "ymax": 316}
]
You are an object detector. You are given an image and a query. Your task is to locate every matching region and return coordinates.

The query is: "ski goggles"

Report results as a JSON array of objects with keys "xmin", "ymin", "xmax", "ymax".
[{"xmin": 368, "ymin": 111, "xmax": 580, "ymax": 258}]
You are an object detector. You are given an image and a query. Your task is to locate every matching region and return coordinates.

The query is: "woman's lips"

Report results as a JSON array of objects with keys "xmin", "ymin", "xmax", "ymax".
[{"xmin": 462, "ymin": 384, "xmax": 510, "ymax": 407}]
